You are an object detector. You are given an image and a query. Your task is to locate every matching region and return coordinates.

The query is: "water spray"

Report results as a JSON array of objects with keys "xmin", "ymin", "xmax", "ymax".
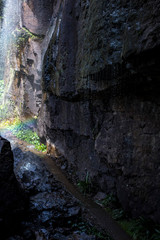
[{"xmin": 0, "ymin": 0, "xmax": 21, "ymax": 120}]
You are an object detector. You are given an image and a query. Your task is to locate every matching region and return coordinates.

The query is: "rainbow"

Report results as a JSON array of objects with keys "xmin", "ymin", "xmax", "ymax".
[{"xmin": 0, "ymin": 117, "xmax": 37, "ymax": 139}]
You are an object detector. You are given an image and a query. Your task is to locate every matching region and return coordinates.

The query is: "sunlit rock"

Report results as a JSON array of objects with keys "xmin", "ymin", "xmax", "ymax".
[{"xmin": 22, "ymin": 0, "xmax": 54, "ymax": 35}]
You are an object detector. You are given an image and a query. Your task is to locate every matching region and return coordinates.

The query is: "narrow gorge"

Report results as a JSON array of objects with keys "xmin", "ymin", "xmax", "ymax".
[{"xmin": 0, "ymin": 0, "xmax": 160, "ymax": 239}]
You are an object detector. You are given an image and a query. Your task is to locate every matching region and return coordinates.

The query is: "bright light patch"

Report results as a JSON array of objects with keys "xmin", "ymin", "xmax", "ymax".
[
  {"xmin": 23, "ymin": 162, "xmax": 32, "ymax": 171},
  {"xmin": 0, "ymin": 117, "xmax": 47, "ymax": 152}
]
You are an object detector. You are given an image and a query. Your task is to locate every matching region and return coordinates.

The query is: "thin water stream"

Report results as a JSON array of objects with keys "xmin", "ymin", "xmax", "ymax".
[
  {"xmin": 0, "ymin": 0, "xmax": 21, "ymax": 80},
  {"xmin": 0, "ymin": 0, "xmax": 21, "ymax": 120}
]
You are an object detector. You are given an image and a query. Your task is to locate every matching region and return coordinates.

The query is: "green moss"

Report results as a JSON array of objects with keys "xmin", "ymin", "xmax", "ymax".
[
  {"xmin": 21, "ymin": 27, "xmax": 44, "ymax": 40},
  {"xmin": 11, "ymin": 26, "xmax": 44, "ymax": 52},
  {"xmin": 97, "ymin": 194, "xmax": 160, "ymax": 240}
]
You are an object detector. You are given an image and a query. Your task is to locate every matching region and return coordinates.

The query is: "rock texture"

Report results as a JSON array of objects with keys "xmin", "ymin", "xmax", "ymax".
[
  {"xmin": 3, "ymin": 0, "xmax": 58, "ymax": 117},
  {"xmin": 10, "ymin": 145, "xmax": 97, "ymax": 240},
  {"xmin": 0, "ymin": 136, "xmax": 27, "ymax": 238},
  {"xmin": 22, "ymin": 0, "xmax": 54, "ymax": 35},
  {"xmin": 6, "ymin": 0, "xmax": 160, "ymax": 223}
]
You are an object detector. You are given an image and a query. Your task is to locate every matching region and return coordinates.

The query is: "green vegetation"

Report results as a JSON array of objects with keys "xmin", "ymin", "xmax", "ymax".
[
  {"xmin": 21, "ymin": 27, "xmax": 44, "ymax": 40},
  {"xmin": 12, "ymin": 26, "xmax": 44, "ymax": 47},
  {"xmin": 0, "ymin": 117, "xmax": 47, "ymax": 152},
  {"xmin": 11, "ymin": 26, "xmax": 44, "ymax": 57},
  {"xmin": 97, "ymin": 194, "xmax": 160, "ymax": 240},
  {"xmin": 77, "ymin": 171, "xmax": 93, "ymax": 195},
  {"xmin": 71, "ymin": 218, "xmax": 112, "ymax": 240},
  {"xmin": 0, "ymin": 78, "xmax": 46, "ymax": 152},
  {"xmin": 101, "ymin": 193, "xmax": 117, "ymax": 207},
  {"xmin": 87, "ymin": 226, "xmax": 112, "ymax": 240},
  {"xmin": 11, "ymin": 122, "xmax": 47, "ymax": 152}
]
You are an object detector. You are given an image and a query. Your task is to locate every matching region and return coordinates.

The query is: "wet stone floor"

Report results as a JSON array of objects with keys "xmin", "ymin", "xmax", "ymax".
[{"xmin": 2, "ymin": 133, "xmax": 99, "ymax": 240}]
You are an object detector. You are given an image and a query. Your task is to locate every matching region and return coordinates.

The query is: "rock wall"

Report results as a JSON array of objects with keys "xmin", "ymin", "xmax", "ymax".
[
  {"xmin": 8, "ymin": 0, "xmax": 160, "ymax": 223},
  {"xmin": 4, "ymin": 0, "xmax": 57, "ymax": 117},
  {"xmin": 37, "ymin": 0, "xmax": 160, "ymax": 223}
]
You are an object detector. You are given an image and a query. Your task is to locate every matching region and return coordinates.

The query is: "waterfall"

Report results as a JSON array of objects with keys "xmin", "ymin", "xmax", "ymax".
[
  {"xmin": 0, "ymin": 0, "xmax": 21, "ymax": 79},
  {"xmin": 0, "ymin": 0, "xmax": 21, "ymax": 119}
]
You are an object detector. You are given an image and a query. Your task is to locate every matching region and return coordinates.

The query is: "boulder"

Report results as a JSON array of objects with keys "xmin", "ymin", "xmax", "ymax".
[{"xmin": 0, "ymin": 136, "xmax": 28, "ymax": 238}]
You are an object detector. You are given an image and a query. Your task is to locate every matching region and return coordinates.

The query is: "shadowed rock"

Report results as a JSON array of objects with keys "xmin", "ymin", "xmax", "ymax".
[
  {"xmin": 4, "ymin": 0, "xmax": 160, "ymax": 224},
  {"xmin": 0, "ymin": 136, "xmax": 28, "ymax": 239}
]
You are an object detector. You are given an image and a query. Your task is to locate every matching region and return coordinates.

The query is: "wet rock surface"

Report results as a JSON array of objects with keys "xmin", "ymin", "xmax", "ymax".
[{"xmin": 1, "ymin": 135, "xmax": 98, "ymax": 240}]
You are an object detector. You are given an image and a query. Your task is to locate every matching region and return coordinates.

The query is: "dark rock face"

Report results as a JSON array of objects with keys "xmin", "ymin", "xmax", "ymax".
[
  {"xmin": 8, "ymin": 0, "xmax": 160, "ymax": 223},
  {"xmin": 37, "ymin": 0, "xmax": 160, "ymax": 223},
  {"xmin": 0, "ymin": 137, "xmax": 27, "ymax": 238}
]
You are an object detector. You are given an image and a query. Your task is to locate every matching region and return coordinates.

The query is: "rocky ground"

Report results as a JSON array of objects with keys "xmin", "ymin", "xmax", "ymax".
[
  {"xmin": 0, "ymin": 130, "xmax": 131, "ymax": 240},
  {"xmin": 0, "ymin": 132, "xmax": 106, "ymax": 240}
]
